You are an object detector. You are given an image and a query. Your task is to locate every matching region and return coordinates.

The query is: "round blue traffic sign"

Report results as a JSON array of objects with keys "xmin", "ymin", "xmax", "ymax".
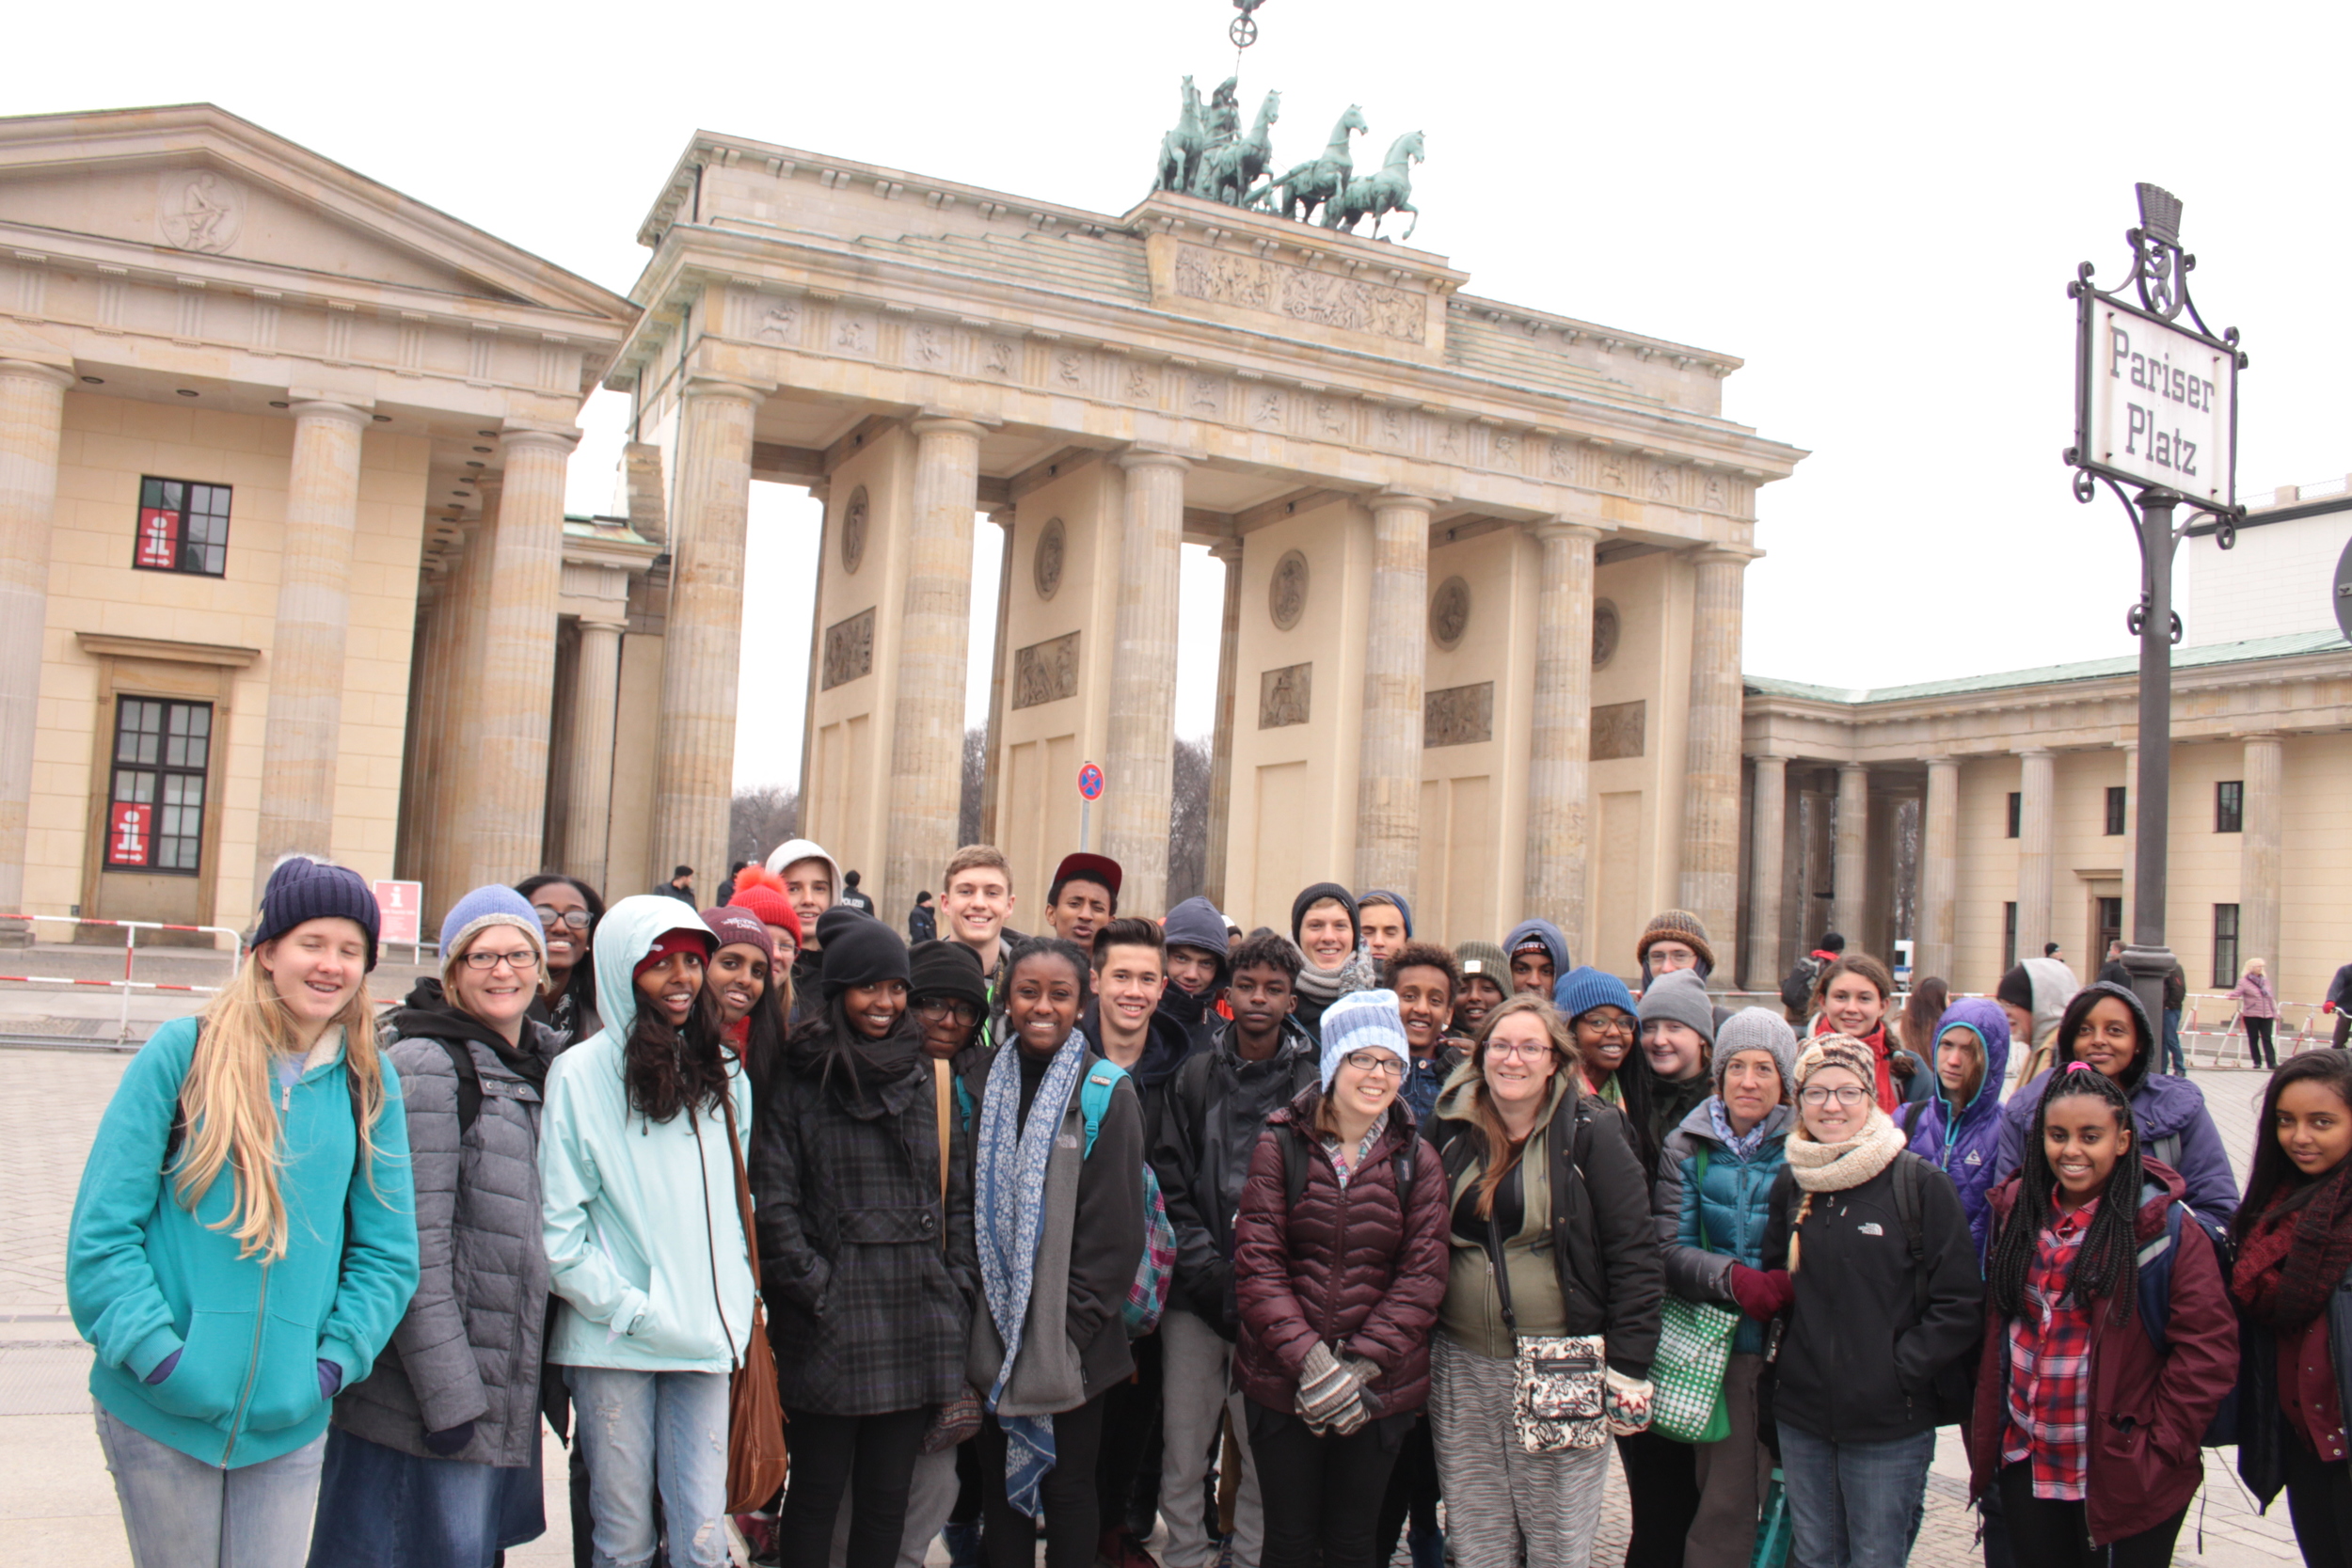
[{"xmin": 1077, "ymin": 763, "xmax": 1104, "ymax": 801}]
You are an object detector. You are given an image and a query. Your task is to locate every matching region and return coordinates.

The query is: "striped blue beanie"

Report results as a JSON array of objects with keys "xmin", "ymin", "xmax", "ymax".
[{"xmin": 1319, "ymin": 988, "xmax": 1410, "ymax": 1087}]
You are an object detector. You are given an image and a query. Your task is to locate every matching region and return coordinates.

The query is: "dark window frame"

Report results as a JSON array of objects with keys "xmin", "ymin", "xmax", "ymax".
[
  {"xmin": 2216, "ymin": 780, "xmax": 2244, "ymax": 834},
  {"xmin": 104, "ymin": 697, "xmax": 212, "ymax": 876},
  {"xmin": 2213, "ymin": 904, "xmax": 2241, "ymax": 989},
  {"xmin": 132, "ymin": 476, "xmax": 231, "ymax": 578},
  {"xmin": 2002, "ymin": 902, "xmax": 2018, "ymax": 974},
  {"xmin": 2006, "ymin": 792, "xmax": 2022, "ymax": 838},
  {"xmin": 2105, "ymin": 786, "xmax": 2128, "ymax": 836}
]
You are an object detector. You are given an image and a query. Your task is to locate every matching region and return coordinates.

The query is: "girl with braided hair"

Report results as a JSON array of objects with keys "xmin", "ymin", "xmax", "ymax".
[{"xmin": 1964, "ymin": 1065, "xmax": 2237, "ymax": 1568}]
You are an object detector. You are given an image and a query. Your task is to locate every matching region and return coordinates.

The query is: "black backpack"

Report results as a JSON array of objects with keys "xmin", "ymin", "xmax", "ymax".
[
  {"xmin": 1779, "ymin": 957, "xmax": 1823, "ymax": 1015},
  {"xmin": 1886, "ymin": 1152, "xmax": 1975, "ymax": 1427}
]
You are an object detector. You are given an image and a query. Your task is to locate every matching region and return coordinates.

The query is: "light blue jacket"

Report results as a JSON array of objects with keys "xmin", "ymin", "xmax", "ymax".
[
  {"xmin": 539, "ymin": 896, "xmax": 755, "ymax": 1373},
  {"xmin": 68, "ymin": 1016, "xmax": 419, "ymax": 1467}
]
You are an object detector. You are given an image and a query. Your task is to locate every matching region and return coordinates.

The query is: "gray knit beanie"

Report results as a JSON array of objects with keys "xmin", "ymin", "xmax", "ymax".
[
  {"xmin": 1636, "ymin": 967, "xmax": 1716, "ymax": 1046},
  {"xmin": 1712, "ymin": 1006, "xmax": 1797, "ymax": 1096}
]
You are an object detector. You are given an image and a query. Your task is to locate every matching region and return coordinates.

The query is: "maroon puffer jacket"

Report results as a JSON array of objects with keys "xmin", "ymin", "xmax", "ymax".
[{"xmin": 1232, "ymin": 1085, "xmax": 1450, "ymax": 1418}]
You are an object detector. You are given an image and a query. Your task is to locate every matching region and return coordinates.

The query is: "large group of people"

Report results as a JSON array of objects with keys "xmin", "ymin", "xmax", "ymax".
[{"xmin": 58, "ymin": 838, "xmax": 2352, "ymax": 1568}]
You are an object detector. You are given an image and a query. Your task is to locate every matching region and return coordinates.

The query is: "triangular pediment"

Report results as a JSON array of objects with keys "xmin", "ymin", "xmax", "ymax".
[{"xmin": 0, "ymin": 104, "xmax": 635, "ymax": 329}]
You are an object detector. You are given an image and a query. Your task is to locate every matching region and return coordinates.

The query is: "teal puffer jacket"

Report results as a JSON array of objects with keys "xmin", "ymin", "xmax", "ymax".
[
  {"xmin": 1651, "ymin": 1099, "xmax": 1791, "ymax": 1355},
  {"xmin": 69, "ymin": 1016, "xmax": 420, "ymax": 1467}
]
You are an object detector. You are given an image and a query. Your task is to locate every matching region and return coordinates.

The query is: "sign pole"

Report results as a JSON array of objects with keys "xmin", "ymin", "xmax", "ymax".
[
  {"xmin": 1077, "ymin": 761, "xmax": 1105, "ymax": 854},
  {"xmin": 2123, "ymin": 488, "xmax": 2179, "ymax": 1032}
]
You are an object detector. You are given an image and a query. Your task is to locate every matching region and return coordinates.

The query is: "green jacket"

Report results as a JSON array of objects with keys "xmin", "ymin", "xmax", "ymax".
[{"xmin": 68, "ymin": 1016, "xmax": 420, "ymax": 1467}]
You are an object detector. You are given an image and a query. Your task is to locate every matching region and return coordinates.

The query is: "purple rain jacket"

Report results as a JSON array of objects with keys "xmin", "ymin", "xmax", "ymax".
[{"xmin": 1903, "ymin": 997, "xmax": 2011, "ymax": 1261}]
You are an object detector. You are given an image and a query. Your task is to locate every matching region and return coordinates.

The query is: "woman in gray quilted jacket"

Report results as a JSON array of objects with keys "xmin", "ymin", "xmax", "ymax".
[{"xmin": 309, "ymin": 885, "xmax": 568, "ymax": 1568}]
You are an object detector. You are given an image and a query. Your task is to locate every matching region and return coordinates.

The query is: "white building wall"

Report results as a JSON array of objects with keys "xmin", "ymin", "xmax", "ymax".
[{"xmin": 2183, "ymin": 507, "xmax": 2352, "ymax": 646}]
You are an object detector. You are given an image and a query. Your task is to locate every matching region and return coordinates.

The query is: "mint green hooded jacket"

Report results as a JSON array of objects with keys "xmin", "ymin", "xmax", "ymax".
[
  {"xmin": 68, "ymin": 1017, "xmax": 420, "ymax": 1467},
  {"xmin": 538, "ymin": 896, "xmax": 755, "ymax": 1373}
]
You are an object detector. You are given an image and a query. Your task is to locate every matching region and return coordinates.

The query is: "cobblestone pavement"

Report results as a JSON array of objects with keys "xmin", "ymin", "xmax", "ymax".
[{"xmin": 0, "ymin": 1047, "xmax": 2317, "ymax": 1566}]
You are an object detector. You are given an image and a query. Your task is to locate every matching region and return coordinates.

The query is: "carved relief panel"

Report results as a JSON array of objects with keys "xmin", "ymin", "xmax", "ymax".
[
  {"xmin": 1268, "ymin": 550, "xmax": 1310, "ymax": 631},
  {"xmin": 1031, "ymin": 517, "xmax": 1066, "ymax": 601},
  {"xmin": 158, "ymin": 170, "xmax": 244, "ymax": 254},
  {"xmin": 821, "ymin": 609, "xmax": 875, "ymax": 689},
  {"xmin": 1592, "ymin": 699, "xmax": 1645, "ymax": 760},
  {"xmin": 1259, "ymin": 662, "xmax": 1311, "ymax": 728},
  {"xmin": 1423, "ymin": 682, "xmax": 1493, "ymax": 747},
  {"xmin": 1427, "ymin": 577, "xmax": 1470, "ymax": 651},
  {"xmin": 1013, "ymin": 632, "xmax": 1080, "ymax": 708}
]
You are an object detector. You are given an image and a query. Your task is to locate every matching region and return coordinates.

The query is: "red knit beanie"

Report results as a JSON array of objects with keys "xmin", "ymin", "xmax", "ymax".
[{"xmin": 634, "ymin": 928, "xmax": 714, "ymax": 981}]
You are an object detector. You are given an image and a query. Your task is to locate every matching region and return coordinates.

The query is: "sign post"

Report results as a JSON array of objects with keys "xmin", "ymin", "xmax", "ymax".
[
  {"xmin": 2064, "ymin": 183, "xmax": 2249, "ymax": 1031},
  {"xmin": 1077, "ymin": 762, "xmax": 1105, "ymax": 853},
  {"xmin": 373, "ymin": 879, "xmax": 425, "ymax": 964}
]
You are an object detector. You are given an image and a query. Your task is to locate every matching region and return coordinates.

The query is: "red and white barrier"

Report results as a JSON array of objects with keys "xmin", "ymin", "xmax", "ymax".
[{"xmin": 0, "ymin": 913, "xmax": 242, "ymax": 1041}]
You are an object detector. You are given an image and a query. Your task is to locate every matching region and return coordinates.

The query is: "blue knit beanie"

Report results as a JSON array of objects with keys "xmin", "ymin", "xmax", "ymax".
[
  {"xmin": 1553, "ymin": 965, "xmax": 1636, "ymax": 1022},
  {"xmin": 255, "ymin": 855, "xmax": 382, "ymax": 971},
  {"xmin": 1319, "ymin": 988, "xmax": 1410, "ymax": 1088},
  {"xmin": 438, "ymin": 884, "xmax": 547, "ymax": 986}
]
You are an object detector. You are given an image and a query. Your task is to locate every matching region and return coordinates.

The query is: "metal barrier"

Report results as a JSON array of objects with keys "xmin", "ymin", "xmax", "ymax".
[{"xmin": 0, "ymin": 914, "xmax": 243, "ymax": 1042}]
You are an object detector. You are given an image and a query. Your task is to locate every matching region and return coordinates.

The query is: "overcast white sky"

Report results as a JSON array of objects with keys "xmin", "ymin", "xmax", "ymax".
[{"xmin": 24, "ymin": 0, "xmax": 2352, "ymax": 789}]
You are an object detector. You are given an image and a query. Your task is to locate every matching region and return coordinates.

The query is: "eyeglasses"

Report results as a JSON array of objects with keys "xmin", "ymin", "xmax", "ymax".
[
  {"xmin": 1799, "ymin": 1085, "xmax": 1868, "ymax": 1108},
  {"xmin": 533, "ymin": 905, "xmax": 592, "ymax": 931},
  {"xmin": 461, "ymin": 948, "xmax": 540, "ymax": 974},
  {"xmin": 914, "ymin": 998, "xmax": 982, "ymax": 1025},
  {"xmin": 1486, "ymin": 1039, "xmax": 1552, "ymax": 1061},
  {"xmin": 1577, "ymin": 1015, "xmax": 1633, "ymax": 1037},
  {"xmin": 1343, "ymin": 1051, "xmax": 1405, "ymax": 1078}
]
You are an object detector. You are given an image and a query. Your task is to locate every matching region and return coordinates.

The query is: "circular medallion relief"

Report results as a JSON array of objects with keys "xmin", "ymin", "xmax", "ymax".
[
  {"xmin": 157, "ymin": 169, "xmax": 245, "ymax": 254},
  {"xmin": 1033, "ymin": 517, "xmax": 1067, "ymax": 601},
  {"xmin": 1592, "ymin": 598, "xmax": 1622, "ymax": 670},
  {"xmin": 840, "ymin": 486, "xmax": 869, "ymax": 575},
  {"xmin": 1428, "ymin": 576, "xmax": 1471, "ymax": 651},
  {"xmin": 1268, "ymin": 549, "xmax": 1311, "ymax": 631}
]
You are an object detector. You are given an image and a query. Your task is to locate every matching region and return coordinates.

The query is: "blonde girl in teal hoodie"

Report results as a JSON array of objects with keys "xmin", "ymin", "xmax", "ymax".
[{"xmin": 68, "ymin": 856, "xmax": 420, "ymax": 1568}]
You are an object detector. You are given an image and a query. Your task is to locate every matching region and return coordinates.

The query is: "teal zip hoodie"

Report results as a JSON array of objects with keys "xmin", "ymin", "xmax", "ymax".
[
  {"xmin": 539, "ymin": 896, "xmax": 755, "ymax": 1373},
  {"xmin": 68, "ymin": 1015, "xmax": 420, "ymax": 1467}
]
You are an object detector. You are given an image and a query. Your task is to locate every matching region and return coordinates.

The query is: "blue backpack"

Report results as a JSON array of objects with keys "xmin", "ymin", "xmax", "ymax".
[{"xmin": 2133, "ymin": 1196, "xmax": 2239, "ymax": 1447}]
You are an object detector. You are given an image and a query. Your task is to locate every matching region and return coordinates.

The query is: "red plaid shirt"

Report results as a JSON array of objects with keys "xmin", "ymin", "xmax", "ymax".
[{"xmin": 2002, "ymin": 1199, "xmax": 2098, "ymax": 1499}]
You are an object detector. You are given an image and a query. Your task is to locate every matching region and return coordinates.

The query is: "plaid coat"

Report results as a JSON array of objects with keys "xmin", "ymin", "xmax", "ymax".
[{"xmin": 751, "ymin": 1022, "xmax": 977, "ymax": 1416}]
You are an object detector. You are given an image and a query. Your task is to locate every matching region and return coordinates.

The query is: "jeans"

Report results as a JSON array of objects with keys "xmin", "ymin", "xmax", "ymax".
[
  {"xmin": 308, "ymin": 1423, "xmax": 544, "ymax": 1566},
  {"xmin": 2163, "ymin": 1008, "xmax": 2186, "ymax": 1074},
  {"xmin": 96, "ymin": 1402, "xmax": 327, "ymax": 1568},
  {"xmin": 1243, "ymin": 1401, "xmax": 1407, "ymax": 1568},
  {"xmin": 2249, "ymin": 1015, "xmax": 2280, "ymax": 1069},
  {"xmin": 564, "ymin": 1365, "xmax": 731, "ymax": 1568},
  {"xmin": 1995, "ymin": 1464, "xmax": 2182, "ymax": 1568},
  {"xmin": 780, "ymin": 1405, "xmax": 930, "ymax": 1568},
  {"xmin": 1775, "ymin": 1423, "xmax": 1934, "ymax": 1568},
  {"xmin": 1158, "ymin": 1307, "xmax": 1264, "ymax": 1568},
  {"xmin": 977, "ymin": 1390, "xmax": 1111, "ymax": 1568},
  {"xmin": 2286, "ymin": 1434, "xmax": 2352, "ymax": 1568}
]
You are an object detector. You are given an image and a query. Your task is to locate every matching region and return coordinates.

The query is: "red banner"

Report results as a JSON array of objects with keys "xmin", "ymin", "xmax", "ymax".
[
  {"xmin": 135, "ymin": 507, "xmax": 178, "ymax": 568},
  {"xmin": 107, "ymin": 802, "xmax": 152, "ymax": 866},
  {"xmin": 373, "ymin": 879, "xmax": 423, "ymax": 945}
]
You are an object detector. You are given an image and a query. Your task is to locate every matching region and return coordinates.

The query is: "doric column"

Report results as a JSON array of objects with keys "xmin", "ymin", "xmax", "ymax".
[
  {"xmin": 253, "ymin": 401, "xmax": 369, "ymax": 880},
  {"xmin": 562, "ymin": 619, "xmax": 626, "ymax": 892},
  {"xmin": 1355, "ymin": 490, "xmax": 1436, "ymax": 903},
  {"xmin": 1918, "ymin": 756, "xmax": 1960, "ymax": 981},
  {"xmin": 882, "ymin": 414, "xmax": 986, "ymax": 911},
  {"xmin": 1202, "ymin": 534, "xmax": 1244, "ymax": 911},
  {"xmin": 1104, "ymin": 448, "xmax": 1190, "ymax": 915},
  {"xmin": 0, "ymin": 360, "xmax": 74, "ymax": 918},
  {"xmin": 425, "ymin": 492, "xmax": 500, "ymax": 922},
  {"xmin": 396, "ymin": 579, "xmax": 451, "ymax": 880},
  {"xmin": 1678, "ymin": 546, "xmax": 1754, "ymax": 981},
  {"xmin": 1832, "ymin": 763, "xmax": 1868, "ymax": 943},
  {"xmin": 466, "ymin": 428, "xmax": 576, "ymax": 887},
  {"xmin": 2241, "ymin": 733, "xmax": 2284, "ymax": 976},
  {"xmin": 1744, "ymin": 755, "xmax": 1788, "ymax": 991},
  {"xmin": 2014, "ymin": 748, "xmax": 2056, "ymax": 962},
  {"xmin": 1525, "ymin": 520, "xmax": 1603, "ymax": 942},
  {"xmin": 653, "ymin": 380, "xmax": 762, "ymax": 892},
  {"xmin": 2120, "ymin": 744, "xmax": 2138, "ymax": 934}
]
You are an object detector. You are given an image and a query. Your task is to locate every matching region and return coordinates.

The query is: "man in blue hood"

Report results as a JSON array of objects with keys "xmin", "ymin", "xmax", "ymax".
[
  {"xmin": 1903, "ymin": 997, "xmax": 2011, "ymax": 1259},
  {"xmin": 1157, "ymin": 895, "xmax": 1230, "ymax": 1057},
  {"xmin": 1502, "ymin": 918, "xmax": 1572, "ymax": 996}
]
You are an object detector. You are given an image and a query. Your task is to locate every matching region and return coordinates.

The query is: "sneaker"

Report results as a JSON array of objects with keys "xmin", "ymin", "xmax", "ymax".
[{"xmin": 734, "ymin": 1512, "xmax": 780, "ymax": 1566}]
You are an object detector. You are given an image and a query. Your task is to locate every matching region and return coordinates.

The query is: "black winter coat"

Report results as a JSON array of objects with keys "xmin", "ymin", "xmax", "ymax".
[
  {"xmin": 1760, "ymin": 1152, "xmax": 1982, "ymax": 1444},
  {"xmin": 1151, "ymin": 1017, "xmax": 1322, "ymax": 1336},
  {"xmin": 753, "ymin": 1017, "xmax": 977, "ymax": 1416}
]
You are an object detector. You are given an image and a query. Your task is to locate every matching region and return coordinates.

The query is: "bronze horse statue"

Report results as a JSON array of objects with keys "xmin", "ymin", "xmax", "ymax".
[
  {"xmin": 1261, "ymin": 103, "xmax": 1367, "ymax": 225},
  {"xmin": 1323, "ymin": 129, "xmax": 1423, "ymax": 241},
  {"xmin": 1154, "ymin": 76, "xmax": 1208, "ymax": 195},
  {"xmin": 1193, "ymin": 88, "xmax": 1280, "ymax": 207}
]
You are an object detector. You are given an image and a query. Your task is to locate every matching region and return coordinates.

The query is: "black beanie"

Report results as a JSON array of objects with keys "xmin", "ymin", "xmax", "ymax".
[
  {"xmin": 1290, "ymin": 882, "xmax": 1359, "ymax": 945},
  {"xmin": 821, "ymin": 916, "xmax": 911, "ymax": 997},
  {"xmin": 909, "ymin": 940, "xmax": 989, "ymax": 1011},
  {"xmin": 1995, "ymin": 964, "xmax": 2035, "ymax": 1013},
  {"xmin": 814, "ymin": 903, "xmax": 869, "ymax": 951},
  {"xmin": 254, "ymin": 856, "xmax": 382, "ymax": 972}
]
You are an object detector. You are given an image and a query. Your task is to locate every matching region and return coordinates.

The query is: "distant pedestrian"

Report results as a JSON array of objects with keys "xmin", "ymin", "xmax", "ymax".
[
  {"xmin": 717, "ymin": 859, "xmax": 753, "ymax": 908},
  {"xmin": 654, "ymin": 864, "xmax": 695, "ymax": 904},
  {"xmin": 839, "ymin": 869, "xmax": 876, "ymax": 914},
  {"xmin": 2328, "ymin": 959, "xmax": 2352, "ymax": 1049},
  {"xmin": 2096, "ymin": 941, "xmax": 2132, "ymax": 990},
  {"xmin": 69, "ymin": 856, "xmax": 418, "ymax": 1568},
  {"xmin": 1778, "ymin": 931, "xmax": 1844, "ymax": 1024},
  {"xmin": 2231, "ymin": 957, "xmax": 2280, "ymax": 1070},
  {"xmin": 910, "ymin": 891, "xmax": 938, "ymax": 944}
]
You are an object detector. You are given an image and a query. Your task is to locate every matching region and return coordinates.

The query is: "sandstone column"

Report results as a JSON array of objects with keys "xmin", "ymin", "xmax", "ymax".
[
  {"xmin": 1202, "ymin": 535, "xmax": 1244, "ymax": 911},
  {"xmin": 396, "ymin": 579, "xmax": 451, "ymax": 880},
  {"xmin": 253, "ymin": 401, "xmax": 369, "ymax": 880},
  {"xmin": 2241, "ymin": 733, "xmax": 2283, "ymax": 976},
  {"xmin": 2014, "ymin": 748, "xmax": 2056, "ymax": 962},
  {"xmin": 426, "ymin": 490, "xmax": 501, "ymax": 923},
  {"xmin": 1744, "ymin": 755, "xmax": 1788, "ymax": 991},
  {"xmin": 0, "ymin": 361, "xmax": 73, "ymax": 920},
  {"xmin": 1678, "ymin": 546, "xmax": 1754, "ymax": 981},
  {"xmin": 563, "ymin": 618, "xmax": 627, "ymax": 892},
  {"xmin": 1104, "ymin": 449, "xmax": 1190, "ymax": 915},
  {"xmin": 882, "ymin": 414, "xmax": 986, "ymax": 911},
  {"xmin": 1832, "ymin": 763, "xmax": 1868, "ymax": 944},
  {"xmin": 1918, "ymin": 756, "xmax": 1960, "ymax": 982},
  {"xmin": 1355, "ymin": 491, "xmax": 1436, "ymax": 903},
  {"xmin": 653, "ymin": 380, "xmax": 762, "ymax": 891},
  {"xmin": 466, "ymin": 428, "xmax": 575, "ymax": 886},
  {"xmin": 1525, "ymin": 520, "xmax": 1602, "ymax": 943}
]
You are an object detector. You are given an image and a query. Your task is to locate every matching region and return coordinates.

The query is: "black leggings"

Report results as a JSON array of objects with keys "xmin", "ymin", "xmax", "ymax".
[
  {"xmin": 2249, "ymin": 1015, "xmax": 2280, "ymax": 1069},
  {"xmin": 1244, "ymin": 1400, "xmax": 1408, "ymax": 1568},
  {"xmin": 777, "ymin": 1406, "xmax": 931, "ymax": 1568},
  {"xmin": 978, "ymin": 1390, "xmax": 1111, "ymax": 1568},
  {"xmin": 1996, "ymin": 1465, "xmax": 2183, "ymax": 1568},
  {"xmin": 2287, "ymin": 1435, "xmax": 2352, "ymax": 1568},
  {"xmin": 1618, "ymin": 1427, "xmax": 1701, "ymax": 1568},
  {"xmin": 1374, "ymin": 1414, "xmax": 1440, "ymax": 1565},
  {"xmin": 1096, "ymin": 1329, "xmax": 1164, "ymax": 1539}
]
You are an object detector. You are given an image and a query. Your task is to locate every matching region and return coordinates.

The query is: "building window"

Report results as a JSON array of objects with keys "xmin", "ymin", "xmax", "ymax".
[
  {"xmin": 2213, "ymin": 903, "xmax": 2240, "ymax": 988},
  {"xmin": 2006, "ymin": 792, "xmax": 2022, "ymax": 838},
  {"xmin": 105, "ymin": 698, "xmax": 211, "ymax": 874},
  {"xmin": 2003, "ymin": 902, "xmax": 2018, "ymax": 973},
  {"xmin": 2096, "ymin": 896, "xmax": 2122, "ymax": 961},
  {"xmin": 2216, "ymin": 780, "xmax": 2244, "ymax": 834},
  {"xmin": 2105, "ymin": 786, "xmax": 2127, "ymax": 836},
  {"xmin": 133, "ymin": 477, "xmax": 230, "ymax": 577}
]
